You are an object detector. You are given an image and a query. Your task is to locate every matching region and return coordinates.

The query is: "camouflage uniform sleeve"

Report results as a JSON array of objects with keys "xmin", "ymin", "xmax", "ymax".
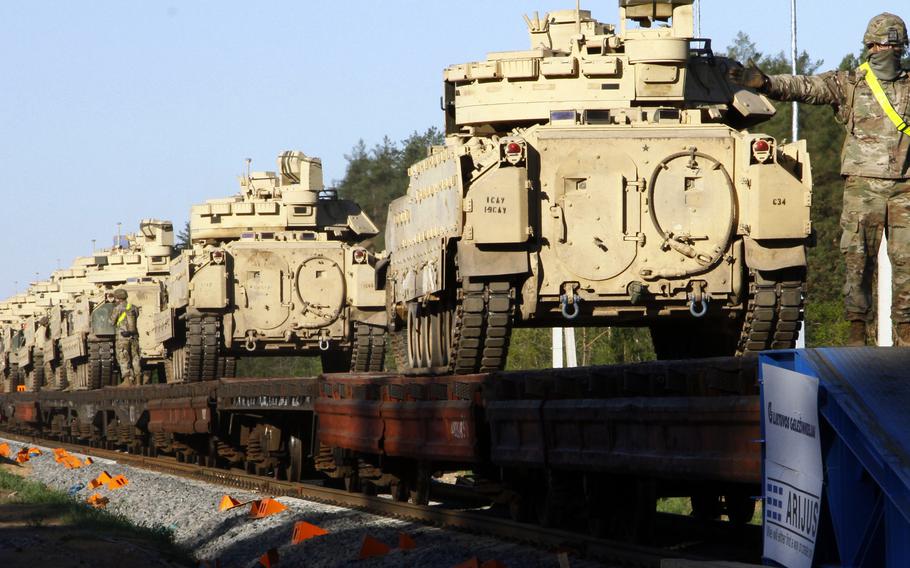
[
  {"xmin": 109, "ymin": 305, "xmax": 122, "ymax": 326},
  {"xmin": 765, "ymin": 70, "xmax": 849, "ymax": 108}
]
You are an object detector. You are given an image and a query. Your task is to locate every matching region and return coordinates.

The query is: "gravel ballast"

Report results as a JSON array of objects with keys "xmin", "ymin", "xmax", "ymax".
[{"xmin": 1, "ymin": 437, "xmax": 605, "ymax": 567}]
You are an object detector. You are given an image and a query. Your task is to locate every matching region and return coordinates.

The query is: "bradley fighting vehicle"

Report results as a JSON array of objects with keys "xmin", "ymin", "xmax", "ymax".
[
  {"xmin": 0, "ymin": 296, "xmax": 34, "ymax": 393},
  {"xmin": 152, "ymin": 151, "xmax": 386, "ymax": 381},
  {"xmin": 53, "ymin": 220, "xmax": 175, "ymax": 390},
  {"xmin": 384, "ymin": 1, "xmax": 812, "ymax": 372}
]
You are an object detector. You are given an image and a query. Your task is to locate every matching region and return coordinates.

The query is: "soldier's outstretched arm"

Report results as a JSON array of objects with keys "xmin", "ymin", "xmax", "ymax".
[{"xmin": 764, "ymin": 71, "xmax": 846, "ymax": 107}]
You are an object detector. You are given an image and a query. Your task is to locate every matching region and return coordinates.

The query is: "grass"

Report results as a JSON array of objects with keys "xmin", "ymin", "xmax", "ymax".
[{"xmin": 0, "ymin": 467, "xmax": 192, "ymax": 561}]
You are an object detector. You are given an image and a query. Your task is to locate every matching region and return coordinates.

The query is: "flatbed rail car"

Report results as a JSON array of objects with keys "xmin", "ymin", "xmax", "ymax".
[{"xmin": 0, "ymin": 356, "xmax": 761, "ymax": 539}]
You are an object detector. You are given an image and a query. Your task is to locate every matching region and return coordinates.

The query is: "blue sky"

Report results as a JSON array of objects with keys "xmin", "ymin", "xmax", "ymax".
[{"xmin": 0, "ymin": 1, "xmax": 900, "ymax": 298}]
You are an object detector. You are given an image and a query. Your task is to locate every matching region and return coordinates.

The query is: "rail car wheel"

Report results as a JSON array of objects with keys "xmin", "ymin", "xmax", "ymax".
[
  {"xmin": 350, "ymin": 323, "xmax": 387, "ymax": 372},
  {"xmin": 402, "ymin": 280, "xmax": 514, "ymax": 373}
]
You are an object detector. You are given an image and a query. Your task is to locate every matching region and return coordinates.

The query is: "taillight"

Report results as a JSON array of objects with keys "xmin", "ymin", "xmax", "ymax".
[
  {"xmin": 502, "ymin": 139, "xmax": 525, "ymax": 165},
  {"xmin": 211, "ymin": 250, "xmax": 225, "ymax": 264},
  {"xmin": 751, "ymin": 138, "xmax": 773, "ymax": 164},
  {"xmin": 352, "ymin": 249, "xmax": 368, "ymax": 264}
]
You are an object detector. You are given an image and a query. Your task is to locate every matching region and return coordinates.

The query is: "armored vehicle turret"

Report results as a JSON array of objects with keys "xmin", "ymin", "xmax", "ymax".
[
  {"xmin": 154, "ymin": 151, "xmax": 386, "ymax": 382},
  {"xmin": 385, "ymin": 1, "xmax": 812, "ymax": 372}
]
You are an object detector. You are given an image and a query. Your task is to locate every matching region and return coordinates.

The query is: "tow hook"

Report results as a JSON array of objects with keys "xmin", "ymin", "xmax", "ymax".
[
  {"xmin": 688, "ymin": 282, "xmax": 710, "ymax": 318},
  {"xmin": 560, "ymin": 283, "xmax": 581, "ymax": 320}
]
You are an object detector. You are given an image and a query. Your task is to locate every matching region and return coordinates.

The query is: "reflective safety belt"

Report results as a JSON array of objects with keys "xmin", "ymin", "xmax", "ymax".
[
  {"xmin": 859, "ymin": 62, "xmax": 910, "ymax": 136},
  {"xmin": 116, "ymin": 303, "xmax": 132, "ymax": 326}
]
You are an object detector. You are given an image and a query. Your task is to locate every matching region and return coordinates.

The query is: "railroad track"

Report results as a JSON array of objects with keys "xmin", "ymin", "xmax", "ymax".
[{"xmin": 0, "ymin": 430, "xmax": 734, "ymax": 568}]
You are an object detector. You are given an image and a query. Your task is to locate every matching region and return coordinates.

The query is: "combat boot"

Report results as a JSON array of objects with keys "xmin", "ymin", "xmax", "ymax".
[
  {"xmin": 117, "ymin": 373, "xmax": 135, "ymax": 388},
  {"xmin": 847, "ymin": 321, "xmax": 866, "ymax": 347},
  {"xmin": 896, "ymin": 323, "xmax": 910, "ymax": 347}
]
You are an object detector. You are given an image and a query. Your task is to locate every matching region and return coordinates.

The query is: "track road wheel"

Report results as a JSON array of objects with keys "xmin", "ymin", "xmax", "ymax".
[
  {"xmin": 87, "ymin": 341, "xmax": 113, "ymax": 390},
  {"xmin": 44, "ymin": 360, "xmax": 66, "ymax": 391},
  {"xmin": 401, "ymin": 280, "xmax": 514, "ymax": 374},
  {"xmin": 165, "ymin": 343, "xmax": 193, "ymax": 383},
  {"xmin": 25, "ymin": 354, "xmax": 45, "ymax": 392},
  {"xmin": 67, "ymin": 361, "xmax": 88, "ymax": 390}
]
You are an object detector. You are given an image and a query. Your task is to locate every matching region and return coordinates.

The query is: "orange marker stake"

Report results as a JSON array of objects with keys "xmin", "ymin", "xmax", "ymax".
[
  {"xmin": 0, "ymin": 443, "xmax": 10, "ymax": 458},
  {"xmin": 290, "ymin": 521, "xmax": 328, "ymax": 544},
  {"xmin": 106, "ymin": 475, "xmax": 129, "ymax": 490},
  {"xmin": 86, "ymin": 493, "xmax": 109, "ymax": 508},
  {"xmin": 258, "ymin": 548, "xmax": 279, "ymax": 568},
  {"xmin": 398, "ymin": 532, "xmax": 416, "ymax": 550},
  {"xmin": 359, "ymin": 535, "xmax": 391, "ymax": 560},
  {"xmin": 218, "ymin": 495, "xmax": 243, "ymax": 511},
  {"xmin": 249, "ymin": 498, "xmax": 287, "ymax": 519},
  {"xmin": 64, "ymin": 455, "xmax": 84, "ymax": 469}
]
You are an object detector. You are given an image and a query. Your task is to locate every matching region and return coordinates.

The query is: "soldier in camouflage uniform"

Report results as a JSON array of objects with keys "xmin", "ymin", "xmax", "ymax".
[
  {"xmin": 109, "ymin": 288, "xmax": 142, "ymax": 386},
  {"xmin": 731, "ymin": 13, "xmax": 910, "ymax": 346}
]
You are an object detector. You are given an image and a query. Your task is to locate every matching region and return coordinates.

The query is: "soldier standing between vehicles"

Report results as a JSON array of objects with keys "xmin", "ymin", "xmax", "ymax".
[
  {"xmin": 730, "ymin": 13, "xmax": 910, "ymax": 346},
  {"xmin": 110, "ymin": 288, "xmax": 141, "ymax": 386}
]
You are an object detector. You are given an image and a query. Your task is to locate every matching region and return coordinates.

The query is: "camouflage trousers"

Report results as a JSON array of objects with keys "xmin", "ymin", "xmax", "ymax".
[
  {"xmin": 840, "ymin": 176, "xmax": 910, "ymax": 323},
  {"xmin": 115, "ymin": 336, "xmax": 141, "ymax": 384}
]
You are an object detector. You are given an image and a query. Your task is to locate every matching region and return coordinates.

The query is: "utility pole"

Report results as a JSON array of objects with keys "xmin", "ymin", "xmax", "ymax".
[
  {"xmin": 791, "ymin": 0, "xmax": 808, "ymax": 350},
  {"xmin": 552, "ymin": 327, "xmax": 579, "ymax": 369}
]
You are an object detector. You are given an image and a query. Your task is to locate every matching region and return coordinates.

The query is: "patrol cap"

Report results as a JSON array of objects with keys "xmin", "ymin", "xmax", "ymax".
[
  {"xmin": 112, "ymin": 288, "xmax": 128, "ymax": 300},
  {"xmin": 864, "ymin": 13, "xmax": 908, "ymax": 47}
]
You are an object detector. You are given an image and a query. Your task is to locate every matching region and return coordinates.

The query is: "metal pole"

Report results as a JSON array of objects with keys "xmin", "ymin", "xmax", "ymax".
[
  {"xmin": 695, "ymin": 0, "xmax": 701, "ymax": 37},
  {"xmin": 791, "ymin": 0, "xmax": 798, "ymax": 142},
  {"xmin": 878, "ymin": 238, "xmax": 894, "ymax": 345},
  {"xmin": 565, "ymin": 327, "xmax": 578, "ymax": 368},
  {"xmin": 552, "ymin": 328, "xmax": 565, "ymax": 369},
  {"xmin": 791, "ymin": 0, "xmax": 807, "ymax": 349}
]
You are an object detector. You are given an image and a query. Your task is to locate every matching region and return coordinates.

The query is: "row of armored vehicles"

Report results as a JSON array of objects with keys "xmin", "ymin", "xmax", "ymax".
[
  {"xmin": 0, "ymin": 151, "xmax": 387, "ymax": 392},
  {"xmin": 1, "ymin": 1, "xmax": 814, "ymax": 391}
]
